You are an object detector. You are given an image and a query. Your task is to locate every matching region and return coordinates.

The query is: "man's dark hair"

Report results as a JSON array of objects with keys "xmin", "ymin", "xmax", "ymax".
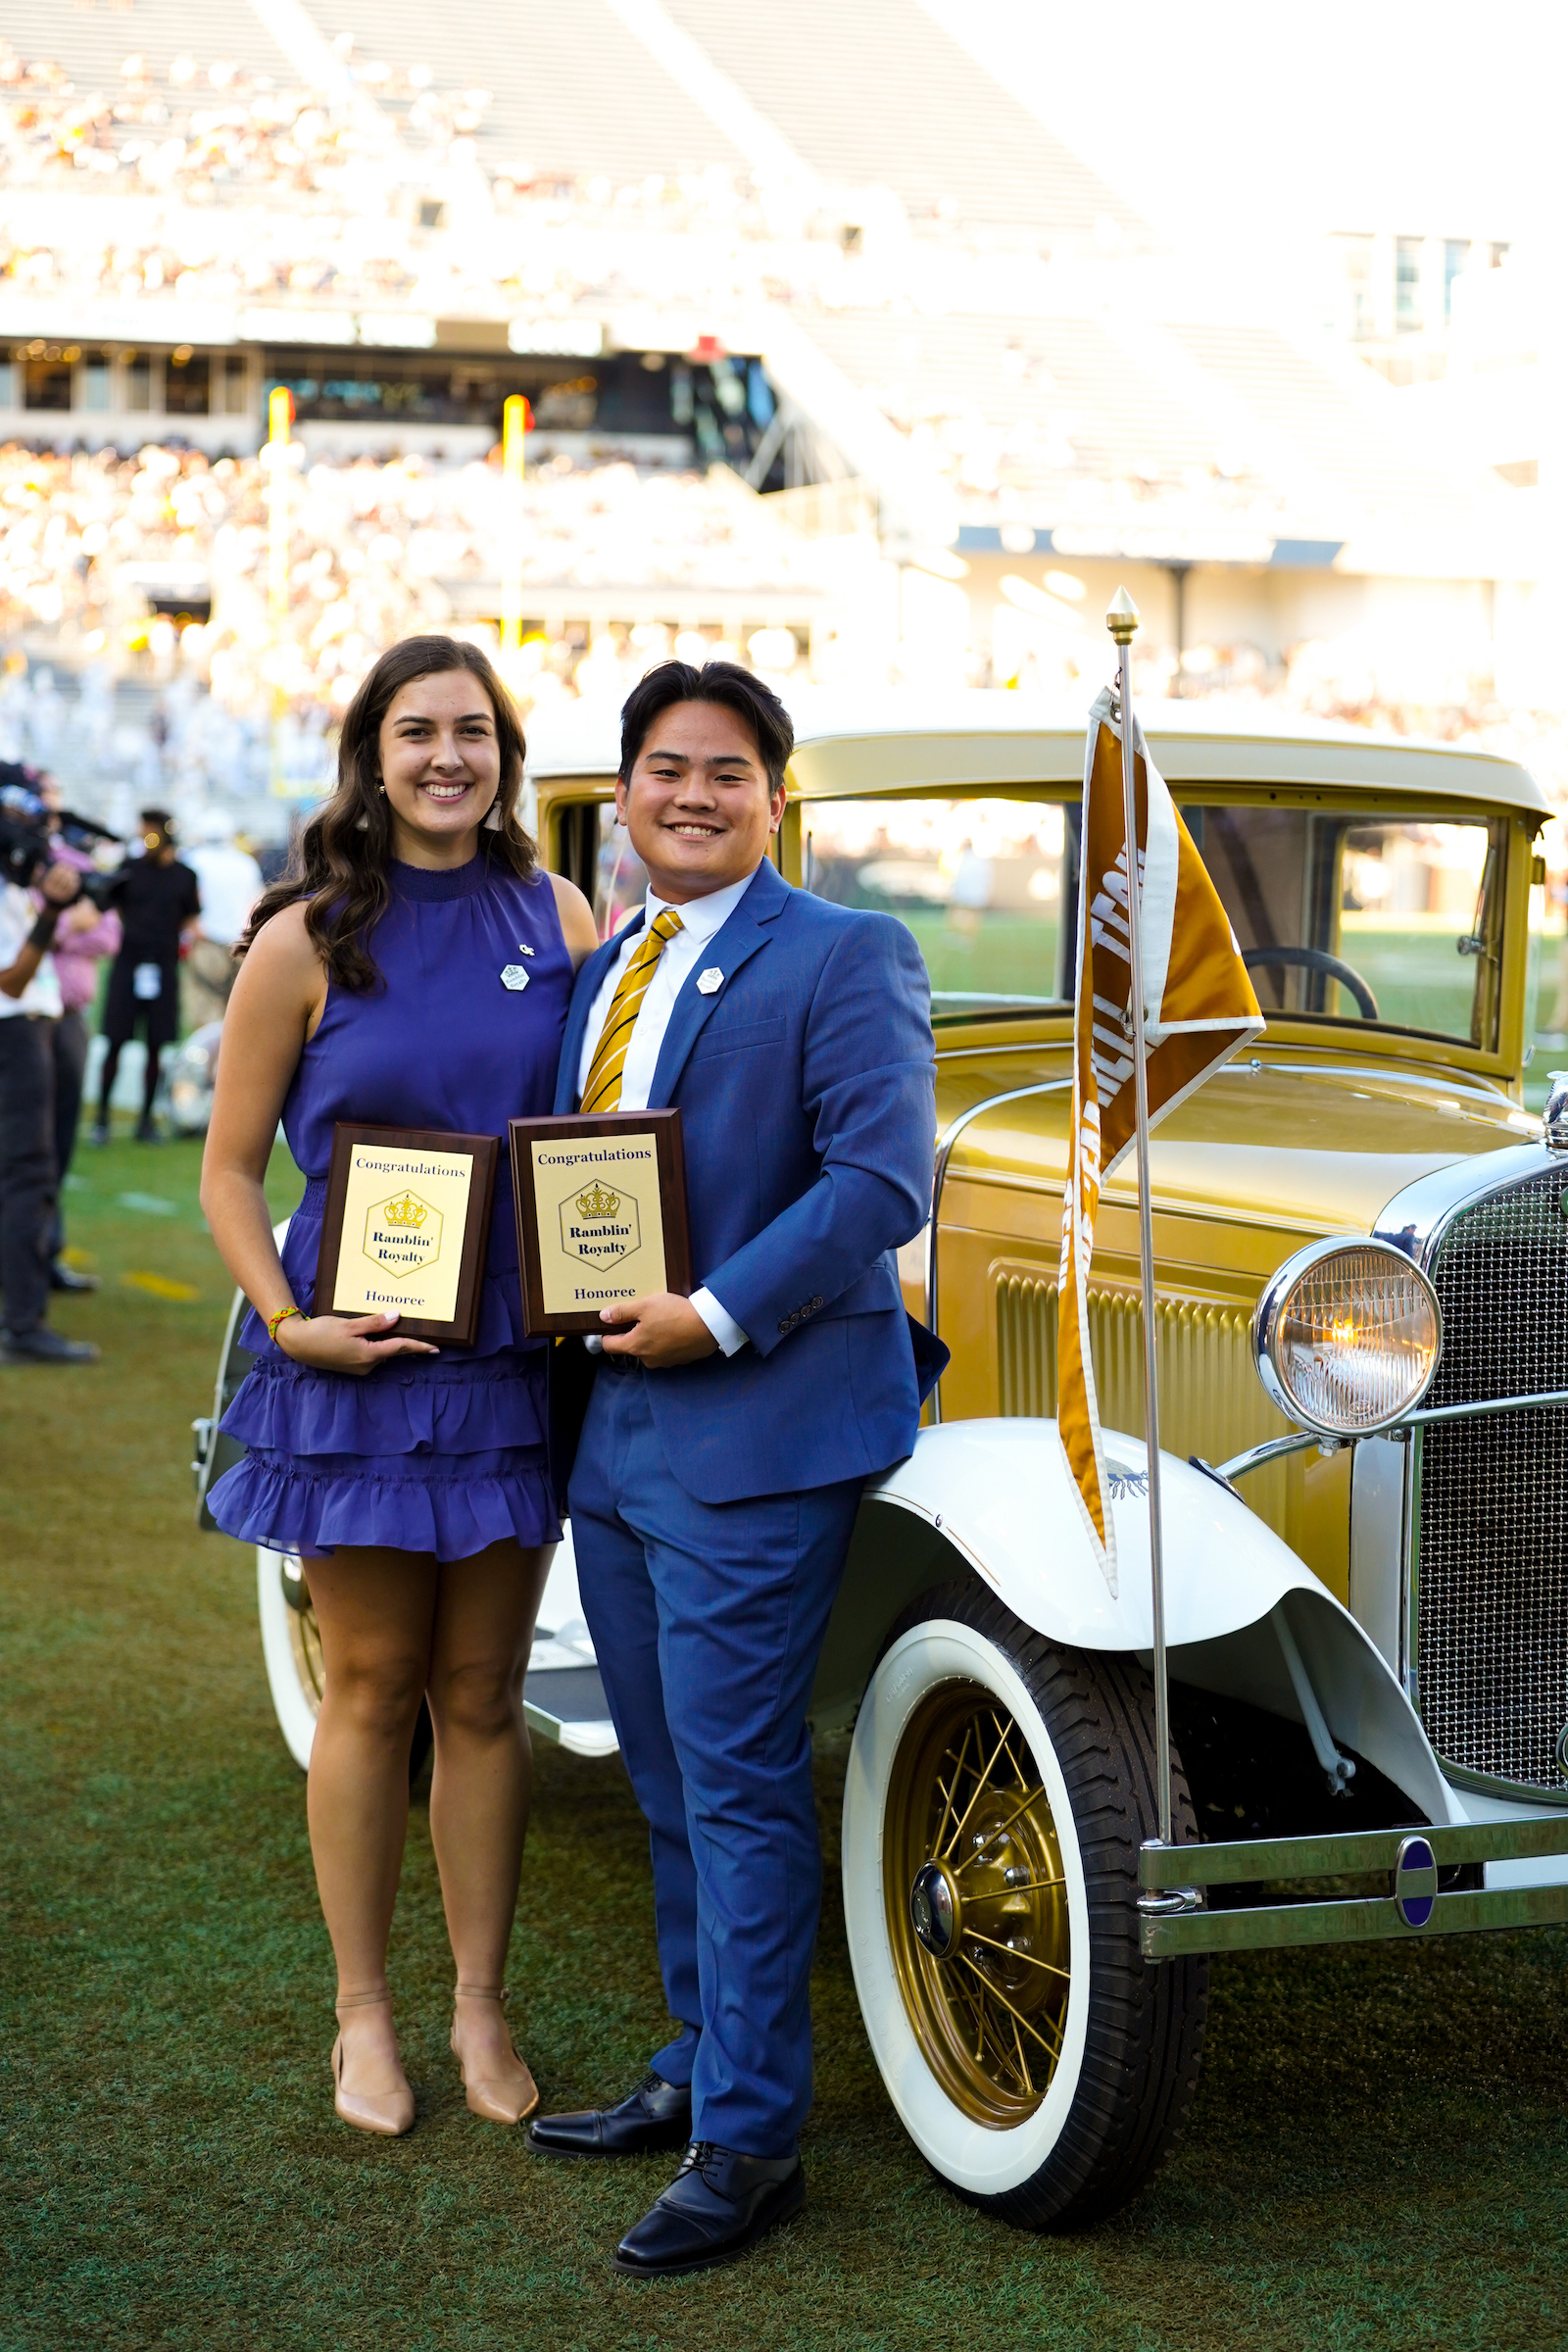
[{"xmin": 618, "ymin": 661, "xmax": 794, "ymax": 794}]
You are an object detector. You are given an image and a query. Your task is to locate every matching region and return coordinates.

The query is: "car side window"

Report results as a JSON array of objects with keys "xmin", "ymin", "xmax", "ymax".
[{"xmin": 801, "ymin": 796, "xmax": 1071, "ymax": 1019}]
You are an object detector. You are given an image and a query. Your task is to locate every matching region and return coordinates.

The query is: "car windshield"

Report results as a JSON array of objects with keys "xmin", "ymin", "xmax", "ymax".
[
  {"xmin": 800, "ymin": 794, "xmax": 1507, "ymax": 1048},
  {"xmin": 1180, "ymin": 804, "xmax": 1505, "ymax": 1049}
]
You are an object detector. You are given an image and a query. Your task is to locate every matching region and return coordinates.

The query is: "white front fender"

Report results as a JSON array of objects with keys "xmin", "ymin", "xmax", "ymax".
[
  {"xmin": 871, "ymin": 1416, "xmax": 1293, "ymax": 1650},
  {"xmin": 815, "ymin": 1417, "xmax": 1457, "ymax": 1826}
]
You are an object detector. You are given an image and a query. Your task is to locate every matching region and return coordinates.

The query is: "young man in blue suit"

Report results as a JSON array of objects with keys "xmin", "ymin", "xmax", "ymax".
[{"xmin": 527, "ymin": 662, "xmax": 942, "ymax": 2277}]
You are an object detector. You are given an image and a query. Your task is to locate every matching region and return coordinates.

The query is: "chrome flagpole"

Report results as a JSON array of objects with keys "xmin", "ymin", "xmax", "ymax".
[{"xmin": 1105, "ymin": 588, "xmax": 1173, "ymax": 1848}]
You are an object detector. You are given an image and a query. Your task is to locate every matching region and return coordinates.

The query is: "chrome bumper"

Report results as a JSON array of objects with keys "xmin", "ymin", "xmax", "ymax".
[{"xmin": 1139, "ymin": 1815, "xmax": 1568, "ymax": 1959}]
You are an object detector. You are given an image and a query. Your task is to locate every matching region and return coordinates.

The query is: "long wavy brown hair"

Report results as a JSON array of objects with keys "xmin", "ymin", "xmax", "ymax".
[{"xmin": 239, "ymin": 635, "xmax": 538, "ymax": 992}]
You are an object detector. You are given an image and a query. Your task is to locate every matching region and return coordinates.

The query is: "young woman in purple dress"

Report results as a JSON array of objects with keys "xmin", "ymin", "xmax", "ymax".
[{"xmin": 202, "ymin": 636, "xmax": 597, "ymax": 2136}]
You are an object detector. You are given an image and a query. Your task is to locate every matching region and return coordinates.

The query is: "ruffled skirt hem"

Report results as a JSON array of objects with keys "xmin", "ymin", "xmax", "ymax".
[
  {"xmin": 208, "ymin": 1448, "xmax": 560, "ymax": 1563},
  {"xmin": 220, "ymin": 1350, "xmax": 547, "ymax": 1461}
]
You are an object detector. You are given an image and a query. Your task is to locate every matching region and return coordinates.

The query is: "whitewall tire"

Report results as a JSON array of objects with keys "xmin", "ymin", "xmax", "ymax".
[
  {"xmin": 257, "ymin": 1545, "xmax": 321, "ymax": 1771},
  {"xmin": 842, "ymin": 1578, "xmax": 1208, "ymax": 2230}
]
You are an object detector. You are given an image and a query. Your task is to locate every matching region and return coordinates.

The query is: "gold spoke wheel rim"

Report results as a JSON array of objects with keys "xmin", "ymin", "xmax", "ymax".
[
  {"xmin": 884, "ymin": 1681, "xmax": 1068, "ymax": 2128},
  {"xmin": 283, "ymin": 1559, "xmax": 325, "ymax": 1714}
]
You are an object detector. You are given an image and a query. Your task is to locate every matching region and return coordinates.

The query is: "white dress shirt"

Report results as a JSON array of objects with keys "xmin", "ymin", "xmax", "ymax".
[
  {"xmin": 575, "ymin": 866, "xmax": 761, "ymax": 1355},
  {"xmin": 0, "ymin": 883, "xmax": 62, "ymax": 1019}
]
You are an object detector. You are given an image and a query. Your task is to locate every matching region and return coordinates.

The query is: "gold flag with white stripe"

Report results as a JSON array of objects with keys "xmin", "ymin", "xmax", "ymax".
[{"xmin": 1057, "ymin": 686, "xmax": 1264, "ymax": 1592}]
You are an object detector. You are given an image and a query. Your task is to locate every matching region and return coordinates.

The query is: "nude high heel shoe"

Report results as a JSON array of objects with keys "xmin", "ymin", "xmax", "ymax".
[
  {"xmin": 451, "ymin": 1984, "xmax": 539, "ymax": 2125},
  {"xmin": 331, "ymin": 1989, "xmax": 416, "ymax": 2137}
]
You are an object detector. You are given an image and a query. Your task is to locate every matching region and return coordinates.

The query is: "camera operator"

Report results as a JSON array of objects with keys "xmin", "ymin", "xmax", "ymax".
[
  {"xmin": 0, "ymin": 850, "xmax": 101, "ymax": 1365},
  {"xmin": 36, "ymin": 775, "xmax": 119, "ymax": 1291}
]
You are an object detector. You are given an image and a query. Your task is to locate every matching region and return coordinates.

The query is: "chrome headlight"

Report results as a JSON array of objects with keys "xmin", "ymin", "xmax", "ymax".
[{"xmin": 1253, "ymin": 1238, "xmax": 1443, "ymax": 1438}]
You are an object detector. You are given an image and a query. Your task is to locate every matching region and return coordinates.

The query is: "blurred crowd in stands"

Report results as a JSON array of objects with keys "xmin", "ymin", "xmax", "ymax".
[
  {"xmin": 0, "ymin": 38, "xmax": 770, "ymax": 221},
  {"xmin": 0, "ymin": 433, "xmax": 1287, "ymax": 739},
  {"xmin": 0, "ymin": 438, "xmax": 814, "ymax": 694},
  {"xmin": 0, "ymin": 35, "xmax": 1560, "ymax": 822},
  {"xmin": 3, "ymin": 41, "xmax": 486, "ymax": 207},
  {"xmin": 0, "ymin": 39, "xmax": 1373, "ymax": 542},
  {"xmin": 0, "ymin": 436, "xmax": 822, "ymax": 838},
  {"xmin": 1, "ymin": 430, "xmax": 1562, "ymax": 810},
  {"xmin": 0, "ymin": 38, "xmax": 797, "ymax": 318}
]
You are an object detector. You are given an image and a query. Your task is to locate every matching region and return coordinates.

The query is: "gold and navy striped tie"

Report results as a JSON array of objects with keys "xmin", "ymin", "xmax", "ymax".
[{"xmin": 580, "ymin": 906, "xmax": 685, "ymax": 1112}]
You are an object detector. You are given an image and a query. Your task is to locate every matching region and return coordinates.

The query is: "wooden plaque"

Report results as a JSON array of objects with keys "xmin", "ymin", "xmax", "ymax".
[
  {"xmin": 509, "ymin": 1110, "xmax": 691, "ymax": 1337},
  {"xmin": 314, "ymin": 1123, "xmax": 499, "ymax": 1348}
]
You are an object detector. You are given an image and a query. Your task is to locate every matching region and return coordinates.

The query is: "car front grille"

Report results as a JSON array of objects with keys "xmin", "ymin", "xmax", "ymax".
[
  {"xmin": 994, "ymin": 1273, "xmax": 1294, "ymax": 1537},
  {"xmin": 1418, "ymin": 1161, "xmax": 1568, "ymax": 1788}
]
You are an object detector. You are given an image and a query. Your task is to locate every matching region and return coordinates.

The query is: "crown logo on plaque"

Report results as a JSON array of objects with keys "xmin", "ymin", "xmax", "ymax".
[
  {"xmin": 365, "ymin": 1187, "xmax": 442, "ymax": 1282},
  {"xmin": 383, "ymin": 1192, "xmax": 429, "ymax": 1229},
  {"xmin": 560, "ymin": 1172, "xmax": 638, "ymax": 1267},
  {"xmin": 574, "ymin": 1180, "xmax": 621, "ymax": 1220}
]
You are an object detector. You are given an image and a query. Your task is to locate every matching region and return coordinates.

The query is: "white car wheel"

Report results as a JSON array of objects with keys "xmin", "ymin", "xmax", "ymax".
[
  {"xmin": 257, "ymin": 1545, "xmax": 322, "ymax": 1772},
  {"xmin": 843, "ymin": 1578, "xmax": 1208, "ymax": 2230}
]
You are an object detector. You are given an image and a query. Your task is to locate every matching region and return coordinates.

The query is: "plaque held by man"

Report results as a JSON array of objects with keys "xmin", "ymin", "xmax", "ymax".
[{"xmin": 509, "ymin": 1109, "xmax": 692, "ymax": 1337}]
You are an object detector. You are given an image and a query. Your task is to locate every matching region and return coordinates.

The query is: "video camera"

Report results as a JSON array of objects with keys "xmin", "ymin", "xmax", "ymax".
[{"xmin": 0, "ymin": 763, "xmax": 124, "ymax": 911}]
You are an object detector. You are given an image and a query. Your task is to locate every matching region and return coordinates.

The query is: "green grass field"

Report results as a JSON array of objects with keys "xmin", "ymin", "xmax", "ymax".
[
  {"xmin": 900, "ymin": 910, "xmax": 1062, "ymax": 1006},
  {"xmin": 6, "ymin": 1134, "xmax": 1568, "ymax": 2349}
]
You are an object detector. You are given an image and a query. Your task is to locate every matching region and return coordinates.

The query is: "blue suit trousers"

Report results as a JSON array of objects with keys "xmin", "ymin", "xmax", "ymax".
[{"xmin": 567, "ymin": 1356, "xmax": 863, "ymax": 2156}]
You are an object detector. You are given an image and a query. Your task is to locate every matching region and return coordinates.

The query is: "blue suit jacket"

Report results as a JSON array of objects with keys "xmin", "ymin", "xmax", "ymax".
[{"xmin": 553, "ymin": 858, "xmax": 944, "ymax": 1504}]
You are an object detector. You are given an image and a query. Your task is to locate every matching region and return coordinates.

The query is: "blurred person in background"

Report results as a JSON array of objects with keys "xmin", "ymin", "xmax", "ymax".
[
  {"xmin": 182, "ymin": 810, "xmax": 263, "ymax": 1030},
  {"xmin": 0, "ymin": 846, "xmax": 100, "ymax": 1365},
  {"xmin": 36, "ymin": 775, "xmax": 118, "ymax": 1293},
  {"xmin": 92, "ymin": 809, "xmax": 201, "ymax": 1145}
]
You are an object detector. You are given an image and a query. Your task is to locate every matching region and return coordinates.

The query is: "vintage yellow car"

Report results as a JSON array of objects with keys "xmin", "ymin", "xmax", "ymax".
[{"xmin": 197, "ymin": 694, "xmax": 1568, "ymax": 2231}]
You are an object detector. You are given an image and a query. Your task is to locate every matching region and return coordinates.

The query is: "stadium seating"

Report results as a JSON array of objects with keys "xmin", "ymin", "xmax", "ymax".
[
  {"xmin": 293, "ymin": 0, "xmax": 745, "ymax": 185},
  {"xmin": 799, "ymin": 308, "xmax": 1255, "ymax": 514},
  {"xmin": 2, "ymin": 0, "xmax": 292, "ymax": 95},
  {"xmin": 660, "ymin": 0, "xmax": 1148, "ymax": 245},
  {"xmin": 1167, "ymin": 323, "xmax": 1482, "ymax": 524}
]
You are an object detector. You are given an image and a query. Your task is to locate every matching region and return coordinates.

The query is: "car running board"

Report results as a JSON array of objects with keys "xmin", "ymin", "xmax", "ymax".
[{"xmin": 522, "ymin": 1661, "xmax": 618, "ymax": 1759}]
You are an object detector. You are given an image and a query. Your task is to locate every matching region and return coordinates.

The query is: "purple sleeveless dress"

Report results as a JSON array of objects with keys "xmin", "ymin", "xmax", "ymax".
[{"xmin": 208, "ymin": 853, "xmax": 569, "ymax": 1561}]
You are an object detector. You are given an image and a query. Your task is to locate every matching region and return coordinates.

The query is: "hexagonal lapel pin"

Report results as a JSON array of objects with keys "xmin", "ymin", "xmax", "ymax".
[{"xmin": 501, "ymin": 964, "xmax": 531, "ymax": 991}]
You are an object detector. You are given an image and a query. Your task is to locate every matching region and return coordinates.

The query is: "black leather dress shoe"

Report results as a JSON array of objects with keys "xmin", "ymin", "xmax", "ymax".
[
  {"xmin": 613, "ymin": 2143, "xmax": 804, "ymax": 2278},
  {"xmin": 0, "ymin": 1327, "xmax": 101, "ymax": 1366},
  {"xmin": 526, "ymin": 2070, "xmax": 691, "ymax": 2158}
]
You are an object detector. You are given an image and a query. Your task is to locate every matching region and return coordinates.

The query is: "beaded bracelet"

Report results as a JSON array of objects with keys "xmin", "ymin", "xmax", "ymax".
[{"xmin": 269, "ymin": 1305, "xmax": 305, "ymax": 1345}]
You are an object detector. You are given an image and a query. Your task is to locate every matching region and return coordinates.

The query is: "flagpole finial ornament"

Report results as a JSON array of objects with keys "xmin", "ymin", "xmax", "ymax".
[{"xmin": 1105, "ymin": 586, "xmax": 1141, "ymax": 644}]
